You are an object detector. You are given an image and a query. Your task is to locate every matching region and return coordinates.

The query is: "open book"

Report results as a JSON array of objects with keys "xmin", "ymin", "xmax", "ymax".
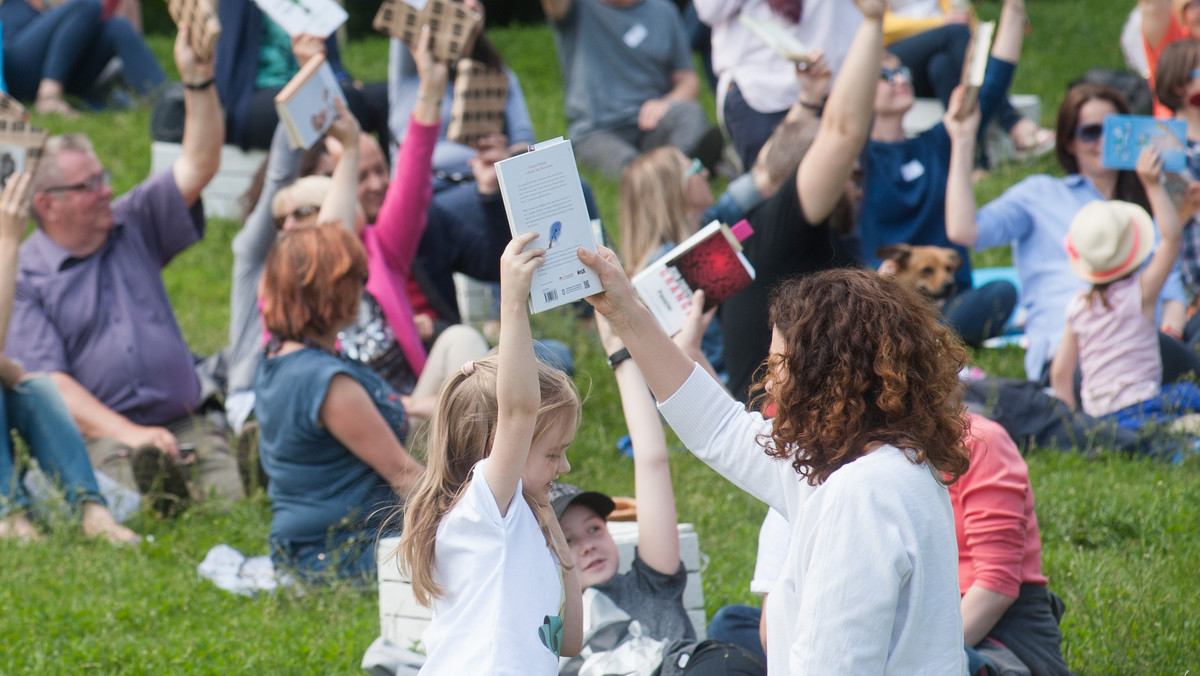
[
  {"xmin": 446, "ymin": 59, "xmax": 509, "ymax": 147},
  {"xmin": 373, "ymin": 0, "xmax": 483, "ymax": 63},
  {"xmin": 738, "ymin": 14, "xmax": 811, "ymax": 62},
  {"xmin": 0, "ymin": 118, "xmax": 48, "ymax": 189},
  {"xmin": 1102, "ymin": 115, "xmax": 1188, "ymax": 172},
  {"xmin": 955, "ymin": 20, "xmax": 995, "ymax": 120},
  {"xmin": 632, "ymin": 220, "xmax": 756, "ymax": 337},
  {"xmin": 252, "ymin": 0, "xmax": 347, "ymax": 37},
  {"xmin": 495, "ymin": 138, "xmax": 604, "ymax": 313},
  {"xmin": 274, "ymin": 55, "xmax": 347, "ymax": 150},
  {"xmin": 167, "ymin": 0, "xmax": 222, "ymax": 61}
]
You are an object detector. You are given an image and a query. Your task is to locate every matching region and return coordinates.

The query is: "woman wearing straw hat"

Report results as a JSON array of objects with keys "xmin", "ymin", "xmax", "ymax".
[{"xmin": 1048, "ymin": 146, "xmax": 1200, "ymax": 435}]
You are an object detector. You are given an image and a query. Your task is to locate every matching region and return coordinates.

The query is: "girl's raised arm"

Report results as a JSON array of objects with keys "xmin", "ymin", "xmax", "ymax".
[
  {"xmin": 485, "ymin": 232, "xmax": 545, "ymax": 514},
  {"xmin": 319, "ymin": 98, "xmax": 362, "ymax": 233},
  {"xmin": 1136, "ymin": 146, "xmax": 1182, "ymax": 314},
  {"xmin": 597, "ymin": 315, "xmax": 680, "ymax": 575}
]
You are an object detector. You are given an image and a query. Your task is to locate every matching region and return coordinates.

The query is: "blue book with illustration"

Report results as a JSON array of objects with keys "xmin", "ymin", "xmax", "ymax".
[{"xmin": 1102, "ymin": 115, "xmax": 1187, "ymax": 172}]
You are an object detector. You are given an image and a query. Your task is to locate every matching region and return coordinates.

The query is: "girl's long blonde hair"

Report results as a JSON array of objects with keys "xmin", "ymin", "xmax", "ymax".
[
  {"xmin": 396, "ymin": 354, "xmax": 580, "ymax": 606},
  {"xmin": 619, "ymin": 147, "xmax": 694, "ymax": 276}
]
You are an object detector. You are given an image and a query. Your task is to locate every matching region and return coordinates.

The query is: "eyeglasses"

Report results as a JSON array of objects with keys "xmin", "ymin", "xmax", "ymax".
[
  {"xmin": 1074, "ymin": 123, "xmax": 1103, "ymax": 143},
  {"xmin": 684, "ymin": 157, "xmax": 706, "ymax": 180},
  {"xmin": 43, "ymin": 169, "xmax": 112, "ymax": 194},
  {"xmin": 273, "ymin": 204, "xmax": 320, "ymax": 230},
  {"xmin": 880, "ymin": 65, "xmax": 911, "ymax": 84}
]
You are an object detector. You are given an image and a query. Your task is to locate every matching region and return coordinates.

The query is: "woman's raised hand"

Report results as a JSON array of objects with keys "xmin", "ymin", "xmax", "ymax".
[
  {"xmin": 1136, "ymin": 145, "xmax": 1165, "ymax": 187},
  {"xmin": 578, "ymin": 245, "xmax": 641, "ymax": 328},
  {"xmin": 414, "ymin": 25, "xmax": 450, "ymax": 100}
]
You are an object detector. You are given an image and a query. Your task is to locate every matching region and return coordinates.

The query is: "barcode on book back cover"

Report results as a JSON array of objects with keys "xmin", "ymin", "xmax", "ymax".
[{"xmin": 543, "ymin": 289, "xmax": 559, "ymax": 303}]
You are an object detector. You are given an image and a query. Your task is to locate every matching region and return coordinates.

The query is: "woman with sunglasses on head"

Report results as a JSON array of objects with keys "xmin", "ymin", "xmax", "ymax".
[{"xmin": 946, "ymin": 81, "xmax": 1197, "ymax": 386}]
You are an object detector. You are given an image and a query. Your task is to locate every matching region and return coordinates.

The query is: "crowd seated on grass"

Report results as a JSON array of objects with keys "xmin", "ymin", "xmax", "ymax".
[{"xmin": 7, "ymin": 3, "xmax": 1200, "ymax": 673}]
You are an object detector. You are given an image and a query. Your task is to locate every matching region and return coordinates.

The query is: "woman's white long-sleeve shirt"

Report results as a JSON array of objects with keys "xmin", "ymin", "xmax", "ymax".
[{"xmin": 658, "ymin": 365, "xmax": 966, "ymax": 675}]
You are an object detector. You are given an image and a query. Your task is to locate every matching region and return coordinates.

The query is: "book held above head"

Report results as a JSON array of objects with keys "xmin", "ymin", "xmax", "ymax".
[
  {"xmin": 738, "ymin": 14, "xmax": 814, "ymax": 63},
  {"xmin": 252, "ymin": 0, "xmax": 348, "ymax": 37},
  {"xmin": 494, "ymin": 138, "xmax": 603, "ymax": 313},
  {"xmin": 1102, "ymin": 115, "xmax": 1188, "ymax": 172},
  {"xmin": 633, "ymin": 220, "xmax": 755, "ymax": 338},
  {"xmin": 373, "ymin": 0, "xmax": 483, "ymax": 63},
  {"xmin": 0, "ymin": 119, "xmax": 47, "ymax": 189},
  {"xmin": 167, "ymin": 0, "xmax": 222, "ymax": 61},
  {"xmin": 274, "ymin": 55, "xmax": 347, "ymax": 150},
  {"xmin": 955, "ymin": 20, "xmax": 995, "ymax": 120}
]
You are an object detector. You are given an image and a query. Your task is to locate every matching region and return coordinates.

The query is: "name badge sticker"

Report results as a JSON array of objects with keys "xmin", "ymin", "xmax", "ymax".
[
  {"xmin": 623, "ymin": 22, "xmax": 648, "ymax": 48},
  {"xmin": 900, "ymin": 159, "xmax": 925, "ymax": 182}
]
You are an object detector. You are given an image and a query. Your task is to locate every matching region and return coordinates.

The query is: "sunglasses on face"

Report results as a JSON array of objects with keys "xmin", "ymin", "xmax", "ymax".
[
  {"xmin": 43, "ymin": 169, "xmax": 112, "ymax": 194},
  {"xmin": 684, "ymin": 157, "xmax": 706, "ymax": 180},
  {"xmin": 273, "ymin": 204, "xmax": 320, "ymax": 230},
  {"xmin": 880, "ymin": 65, "xmax": 911, "ymax": 84},
  {"xmin": 1074, "ymin": 123, "xmax": 1103, "ymax": 143}
]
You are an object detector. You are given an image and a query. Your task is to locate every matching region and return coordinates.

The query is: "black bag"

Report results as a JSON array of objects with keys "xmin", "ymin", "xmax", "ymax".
[
  {"xmin": 1069, "ymin": 68, "xmax": 1153, "ymax": 116},
  {"xmin": 150, "ymin": 83, "xmax": 186, "ymax": 142}
]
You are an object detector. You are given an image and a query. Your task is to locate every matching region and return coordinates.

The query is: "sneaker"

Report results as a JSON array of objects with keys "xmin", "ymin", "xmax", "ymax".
[
  {"xmin": 689, "ymin": 125, "xmax": 725, "ymax": 175},
  {"xmin": 131, "ymin": 444, "xmax": 191, "ymax": 517}
]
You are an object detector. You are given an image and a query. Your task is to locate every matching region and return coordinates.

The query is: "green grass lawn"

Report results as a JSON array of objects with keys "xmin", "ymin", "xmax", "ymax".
[{"xmin": 3, "ymin": 2, "xmax": 1200, "ymax": 672}]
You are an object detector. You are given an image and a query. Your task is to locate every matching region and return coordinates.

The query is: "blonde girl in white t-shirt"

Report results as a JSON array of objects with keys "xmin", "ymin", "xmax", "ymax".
[{"xmin": 396, "ymin": 232, "xmax": 584, "ymax": 674}]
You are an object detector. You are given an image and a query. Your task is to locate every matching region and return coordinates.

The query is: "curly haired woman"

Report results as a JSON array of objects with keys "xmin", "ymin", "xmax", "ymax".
[{"xmin": 579, "ymin": 248, "xmax": 972, "ymax": 674}]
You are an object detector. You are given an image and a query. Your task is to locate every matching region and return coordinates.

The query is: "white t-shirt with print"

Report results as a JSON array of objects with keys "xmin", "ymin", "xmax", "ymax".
[{"xmin": 419, "ymin": 459, "xmax": 564, "ymax": 675}]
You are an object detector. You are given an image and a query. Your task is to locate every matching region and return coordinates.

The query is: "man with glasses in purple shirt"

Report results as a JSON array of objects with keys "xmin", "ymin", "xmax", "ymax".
[{"xmin": 4, "ymin": 27, "xmax": 243, "ymax": 514}]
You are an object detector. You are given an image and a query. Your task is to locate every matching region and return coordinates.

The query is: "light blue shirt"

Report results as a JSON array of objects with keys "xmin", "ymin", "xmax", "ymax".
[{"xmin": 975, "ymin": 173, "xmax": 1185, "ymax": 380}]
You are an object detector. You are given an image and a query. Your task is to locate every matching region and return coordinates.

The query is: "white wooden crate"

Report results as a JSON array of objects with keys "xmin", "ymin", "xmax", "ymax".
[
  {"xmin": 150, "ymin": 141, "xmax": 267, "ymax": 220},
  {"xmin": 377, "ymin": 522, "xmax": 707, "ymax": 655}
]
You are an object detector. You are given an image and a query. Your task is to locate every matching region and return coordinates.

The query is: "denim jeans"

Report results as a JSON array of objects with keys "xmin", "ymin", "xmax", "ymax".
[
  {"xmin": 706, "ymin": 604, "xmax": 766, "ymax": 662},
  {"xmin": 0, "ymin": 0, "xmax": 166, "ymax": 99},
  {"xmin": 270, "ymin": 528, "xmax": 382, "ymax": 584},
  {"xmin": 722, "ymin": 81, "xmax": 788, "ymax": 172},
  {"xmin": 941, "ymin": 280, "xmax": 1018, "ymax": 347},
  {"xmin": 1, "ymin": 376, "xmax": 104, "ymax": 516}
]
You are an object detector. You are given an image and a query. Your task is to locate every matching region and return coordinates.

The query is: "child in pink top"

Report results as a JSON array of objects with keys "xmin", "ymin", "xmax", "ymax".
[
  {"xmin": 952, "ymin": 414, "xmax": 1073, "ymax": 675},
  {"xmin": 1050, "ymin": 146, "xmax": 1200, "ymax": 431}
]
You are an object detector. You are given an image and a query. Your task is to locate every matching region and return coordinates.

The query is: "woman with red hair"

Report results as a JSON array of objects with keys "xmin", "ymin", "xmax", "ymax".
[{"xmin": 255, "ymin": 226, "xmax": 424, "ymax": 582}]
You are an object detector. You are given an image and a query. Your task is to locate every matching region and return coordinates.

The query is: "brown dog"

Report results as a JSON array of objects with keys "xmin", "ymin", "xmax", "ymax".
[{"xmin": 876, "ymin": 244, "xmax": 962, "ymax": 306}]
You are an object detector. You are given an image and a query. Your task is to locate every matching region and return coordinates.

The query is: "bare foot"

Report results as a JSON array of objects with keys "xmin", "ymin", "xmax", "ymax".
[
  {"xmin": 0, "ymin": 513, "xmax": 43, "ymax": 541},
  {"xmin": 81, "ymin": 502, "xmax": 141, "ymax": 545},
  {"xmin": 34, "ymin": 95, "xmax": 80, "ymax": 118}
]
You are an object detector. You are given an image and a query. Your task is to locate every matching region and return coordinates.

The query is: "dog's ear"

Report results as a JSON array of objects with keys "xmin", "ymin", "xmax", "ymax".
[
  {"xmin": 876, "ymin": 244, "xmax": 912, "ymax": 269},
  {"xmin": 944, "ymin": 250, "xmax": 963, "ymax": 271}
]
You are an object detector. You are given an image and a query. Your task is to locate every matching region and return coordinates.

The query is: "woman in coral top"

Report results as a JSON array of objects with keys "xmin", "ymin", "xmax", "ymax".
[{"xmin": 954, "ymin": 414, "xmax": 1075, "ymax": 675}]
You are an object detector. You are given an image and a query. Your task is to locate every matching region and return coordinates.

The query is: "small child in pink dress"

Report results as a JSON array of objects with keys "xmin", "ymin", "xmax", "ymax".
[{"xmin": 1050, "ymin": 146, "xmax": 1200, "ymax": 434}]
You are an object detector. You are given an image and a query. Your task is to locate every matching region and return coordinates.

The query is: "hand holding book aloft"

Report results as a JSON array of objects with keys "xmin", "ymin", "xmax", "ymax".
[
  {"xmin": 291, "ymin": 34, "xmax": 326, "ymax": 68},
  {"xmin": 412, "ymin": 25, "xmax": 449, "ymax": 126}
]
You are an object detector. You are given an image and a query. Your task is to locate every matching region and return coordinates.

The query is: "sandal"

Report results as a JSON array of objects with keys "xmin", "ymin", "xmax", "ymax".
[{"xmin": 1010, "ymin": 119, "xmax": 1055, "ymax": 159}]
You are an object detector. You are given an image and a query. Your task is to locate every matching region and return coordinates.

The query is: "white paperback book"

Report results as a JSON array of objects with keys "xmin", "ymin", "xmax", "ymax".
[
  {"xmin": 738, "ymin": 14, "xmax": 811, "ymax": 62},
  {"xmin": 252, "ymin": 0, "xmax": 347, "ymax": 37},
  {"xmin": 275, "ymin": 56, "xmax": 347, "ymax": 150},
  {"xmin": 495, "ymin": 138, "xmax": 604, "ymax": 313}
]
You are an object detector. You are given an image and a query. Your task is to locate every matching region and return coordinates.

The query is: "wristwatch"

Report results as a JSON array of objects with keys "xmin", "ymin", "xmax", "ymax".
[{"xmin": 606, "ymin": 347, "xmax": 631, "ymax": 370}]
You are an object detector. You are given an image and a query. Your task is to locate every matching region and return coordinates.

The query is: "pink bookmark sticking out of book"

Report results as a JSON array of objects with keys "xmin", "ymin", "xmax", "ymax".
[{"xmin": 730, "ymin": 220, "xmax": 754, "ymax": 243}]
